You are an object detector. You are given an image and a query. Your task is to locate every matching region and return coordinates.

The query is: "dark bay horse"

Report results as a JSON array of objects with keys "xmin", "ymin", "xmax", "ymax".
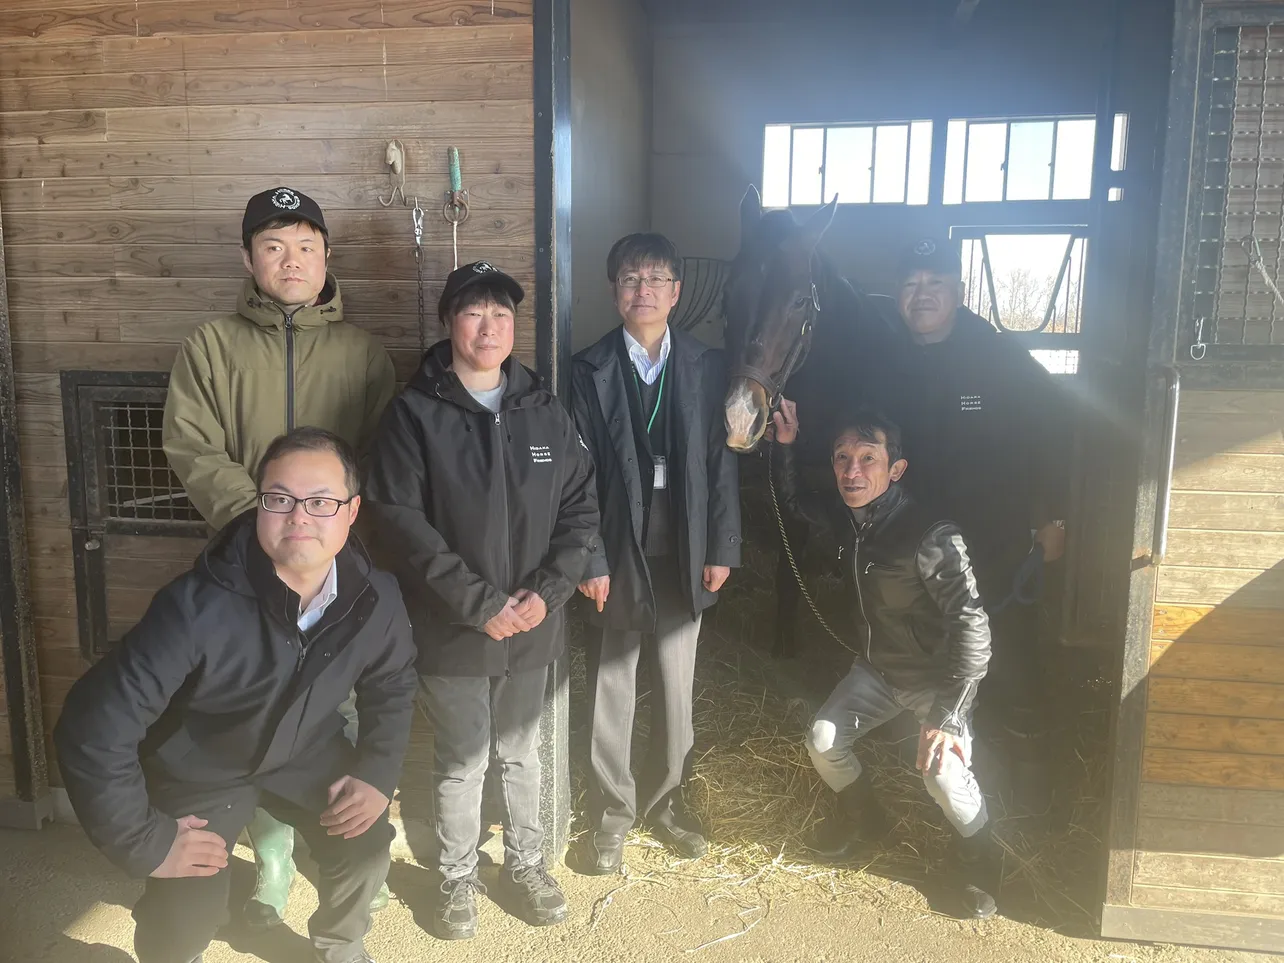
[{"xmin": 721, "ymin": 186, "xmax": 906, "ymax": 655}]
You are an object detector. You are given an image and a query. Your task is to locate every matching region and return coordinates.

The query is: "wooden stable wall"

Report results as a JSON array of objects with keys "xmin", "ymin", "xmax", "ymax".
[
  {"xmin": 1130, "ymin": 390, "xmax": 1284, "ymax": 923},
  {"xmin": 0, "ymin": 1, "xmax": 536, "ymax": 793}
]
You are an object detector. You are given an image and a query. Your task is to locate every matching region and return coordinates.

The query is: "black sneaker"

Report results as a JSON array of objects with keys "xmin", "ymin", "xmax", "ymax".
[
  {"xmin": 430, "ymin": 875, "xmax": 486, "ymax": 940},
  {"xmin": 497, "ymin": 861, "xmax": 569, "ymax": 927}
]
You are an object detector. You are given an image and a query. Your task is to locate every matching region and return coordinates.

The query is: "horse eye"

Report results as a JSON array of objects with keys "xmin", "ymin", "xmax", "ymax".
[{"xmin": 794, "ymin": 295, "xmax": 810, "ymax": 309}]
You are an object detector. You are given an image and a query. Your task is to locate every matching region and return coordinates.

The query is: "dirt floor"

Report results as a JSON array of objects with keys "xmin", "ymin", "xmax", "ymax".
[
  {"xmin": 0, "ymin": 820, "xmax": 1275, "ymax": 963},
  {"xmin": 2, "ymin": 476, "xmax": 1272, "ymax": 962}
]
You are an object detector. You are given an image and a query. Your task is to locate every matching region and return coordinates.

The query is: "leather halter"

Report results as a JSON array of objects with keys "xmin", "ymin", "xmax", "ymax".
[{"xmin": 730, "ymin": 273, "xmax": 821, "ymax": 412}]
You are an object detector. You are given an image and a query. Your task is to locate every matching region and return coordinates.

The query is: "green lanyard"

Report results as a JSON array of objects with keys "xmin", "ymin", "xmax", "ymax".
[{"xmin": 632, "ymin": 361, "xmax": 667, "ymax": 434}]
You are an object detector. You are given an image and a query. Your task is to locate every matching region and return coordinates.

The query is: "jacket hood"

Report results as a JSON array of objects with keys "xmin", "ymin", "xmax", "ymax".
[
  {"xmin": 407, "ymin": 339, "xmax": 551, "ymax": 411},
  {"xmin": 237, "ymin": 274, "xmax": 344, "ymax": 331}
]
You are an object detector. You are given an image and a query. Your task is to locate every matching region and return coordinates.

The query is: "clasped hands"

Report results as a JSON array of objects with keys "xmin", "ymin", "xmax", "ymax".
[{"xmin": 483, "ymin": 588, "xmax": 549, "ymax": 641}]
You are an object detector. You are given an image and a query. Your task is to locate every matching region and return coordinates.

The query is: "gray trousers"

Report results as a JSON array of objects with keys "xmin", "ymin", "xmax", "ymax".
[
  {"xmin": 586, "ymin": 560, "xmax": 701, "ymax": 836},
  {"xmin": 805, "ymin": 659, "xmax": 988, "ymax": 838},
  {"xmin": 420, "ymin": 667, "xmax": 548, "ymax": 880}
]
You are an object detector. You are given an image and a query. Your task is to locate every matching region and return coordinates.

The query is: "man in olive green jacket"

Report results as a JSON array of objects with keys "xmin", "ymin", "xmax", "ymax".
[{"xmin": 162, "ymin": 186, "xmax": 397, "ymax": 930}]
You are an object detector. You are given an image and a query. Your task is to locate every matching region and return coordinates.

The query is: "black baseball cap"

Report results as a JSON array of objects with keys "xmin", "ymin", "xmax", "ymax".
[
  {"xmin": 897, "ymin": 237, "xmax": 962, "ymax": 280},
  {"xmin": 242, "ymin": 187, "xmax": 328, "ymax": 246},
  {"xmin": 438, "ymin": 261, "xmax": 526, "ymax": 321}
]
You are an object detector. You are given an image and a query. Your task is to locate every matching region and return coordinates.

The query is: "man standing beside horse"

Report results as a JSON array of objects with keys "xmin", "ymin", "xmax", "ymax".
[
  {"xmin": 570, "ymin": 232, "xmax": 742, "ymax": 874},
  {"xmin": 883, "ymin": 237, "xmax": 1072, "ymax": 806}
]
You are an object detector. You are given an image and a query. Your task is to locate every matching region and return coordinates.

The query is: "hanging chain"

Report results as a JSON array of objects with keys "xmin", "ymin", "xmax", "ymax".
[
  {"xmin": 766, "ymin": 443, "xmax": 860, "ymax": 657},
  {"xmin": 412, "ymin": 199, "xmax": 427, "ymax": 354}
]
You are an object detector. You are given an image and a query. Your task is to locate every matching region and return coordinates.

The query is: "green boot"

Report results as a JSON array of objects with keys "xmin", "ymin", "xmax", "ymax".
[
  {"xmin": 244, "ymin": 808, "xmax": 296, "ymax": 930},
  {"xmin": 369, "ymin": 881, "xmax": 392, "ymax": 913}
]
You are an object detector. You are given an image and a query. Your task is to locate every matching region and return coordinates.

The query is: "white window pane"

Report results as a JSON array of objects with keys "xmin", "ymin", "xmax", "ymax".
[
  {"xmin": 1030, "ymin": 349, "xmax": 1079, "ymax": 375},
  {"xmin": 907, "ymin": 120, "xmax": 932, "ymax": 205},
  {"xmin": 1053, "ymin": 118, "xmax": 1095, "ymax": 199},
  {"xmin": 944, "ymin": 119, "xmax": 966, "ymax": 205},
  {"xmin": 762, "ymin": 125, "xmax": 791, "ymax": 208},
  {"xmin": 1108, "ymin": 186, "xmax": 1123, "ymax": 202},
  {"xmin": 790, "ymin": 127, "xmax": 824, "ymax": 206},
  {"xmin": 872, "ymin": 124, "xmax": 909, "ymax": 203},
  {"xmin": 964, "ymin": 122, "xmax": 1006, "ymax": 202},
  {"xmin": 1111, "ymin": 112, "xmax": 1129, "ymax": 172},
  {"xmin": 823, "ymin": 126, "xmax": 872, "ymax": 204},
  {"xmin": 1005, "ymin": 121, "xmax": 1054, "ymax": 200},
  {"xmin": 961, "ymin": 233, "xmax": 1085, "ymax": 337}
]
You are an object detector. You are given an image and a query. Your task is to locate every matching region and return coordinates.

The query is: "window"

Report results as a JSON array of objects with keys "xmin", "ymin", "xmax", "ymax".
[
  {"xmin": 956, "ymin": 230, "xmax": 1087, "ymax": 375},
  {"xmin": 762, "ymin": 121, "xmax": 932, "ymax": 208},
  {"xmin": 944, "ymin": 115, "xmax": 1097, "ymax": 204}
]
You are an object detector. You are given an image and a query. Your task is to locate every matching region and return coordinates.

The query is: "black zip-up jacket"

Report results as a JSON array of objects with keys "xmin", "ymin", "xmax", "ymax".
[
  {"xmin": 363, "ymin": 341, "xmax": 601, "ymax": 677},
  {"xmin": 876, "ymin": 307, "xmax": 1072, "ymax": 595},
  {"xmin": 773, "ymin": 445, "xmax": 991, "ymax": 734},
  {"xmin": 54, "ymin": 515, "xmax": 418, "ymax": 879}
]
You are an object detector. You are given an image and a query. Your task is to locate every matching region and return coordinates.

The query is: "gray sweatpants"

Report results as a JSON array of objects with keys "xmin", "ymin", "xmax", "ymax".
[{"xmin": 805, "ymin": 660, "xmax": 988, "ymax": 838}]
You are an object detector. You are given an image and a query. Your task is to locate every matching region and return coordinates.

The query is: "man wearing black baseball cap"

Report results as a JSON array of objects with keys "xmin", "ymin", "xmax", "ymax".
[
  {"xmin": 882, "ymin": 237, "xmax": 1072, "ymax": 810},
  {"xmin": 162, "ymin": 186, "xmax": 397, "ymax": 930},
  {"xmin": 365, "ymin": 261, "xmax": 600, "ymax": 940}
]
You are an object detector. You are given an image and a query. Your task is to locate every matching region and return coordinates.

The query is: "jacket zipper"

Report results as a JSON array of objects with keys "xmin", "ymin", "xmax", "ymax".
[
  {"xmin": 494, "ymin": 409, "xmax": 513, "ymax": 678},
  {"xmin": 849, "ymin": 516, "xmax": 872, "ymax": 662},
  {"xmin": 284, "ymin": 310, "xmax": 298, "ymax": 431}
]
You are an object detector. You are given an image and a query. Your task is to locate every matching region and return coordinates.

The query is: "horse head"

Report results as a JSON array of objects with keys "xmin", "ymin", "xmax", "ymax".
[{"xmin": 722, "ymin": 186, "xmax": 838, "ymax": 453}]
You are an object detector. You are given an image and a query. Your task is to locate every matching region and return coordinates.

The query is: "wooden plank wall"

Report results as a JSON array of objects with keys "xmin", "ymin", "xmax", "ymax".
[
  {"xmin": 0, "ymin": 1, "xmax": 535, "ymax": 791},
  {"xmin": 1136, "ymin": 390, "xmax": 1284, "ymax": 915}
]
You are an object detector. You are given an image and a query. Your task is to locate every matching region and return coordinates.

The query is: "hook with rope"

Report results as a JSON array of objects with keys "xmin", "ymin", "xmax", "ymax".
[{"xmin": 443, "ymin": 146, "xmax": 470, "ymax": 270}]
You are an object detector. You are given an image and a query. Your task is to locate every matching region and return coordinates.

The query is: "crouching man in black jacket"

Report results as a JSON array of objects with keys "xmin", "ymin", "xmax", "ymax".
[
  {"xmin": 55, "ymin": 427, "xmax": 419, "ymax": 963},
  {"xmin": 364, "ymin": 262, "xmax": 600, "ymax": 941},
  {"xmin": 771, "ymin": 400, "xmax": 1000, "ymax": 919}
]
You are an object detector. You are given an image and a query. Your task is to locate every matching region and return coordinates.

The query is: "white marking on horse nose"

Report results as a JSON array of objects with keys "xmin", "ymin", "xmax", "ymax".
[{"xmin": 724, "ymin": 381, "xmax": 761, "ymax": 446}]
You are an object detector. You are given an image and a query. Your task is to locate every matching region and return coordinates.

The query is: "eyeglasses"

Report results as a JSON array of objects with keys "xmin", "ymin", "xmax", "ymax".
[
  {"xmin": 617, "ymin": 275, "xmax": 676, "ymax": 289},
  {"xmin": 258, "ymin": 492, "xmax": 354, "ymax": 517}
]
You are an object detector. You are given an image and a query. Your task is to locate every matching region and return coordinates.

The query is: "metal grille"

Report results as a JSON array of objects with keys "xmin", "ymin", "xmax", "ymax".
[
  {"xmin": 671, "ymin": 257, "xmax": 729, "ymax": 332},
  {"xmin": 1195, "ymin": 25, "xmax": 1284, "ymax": 346},
  {"xmin": 100, "ymin": 402, "xmax": 201, "ymax": 522}
]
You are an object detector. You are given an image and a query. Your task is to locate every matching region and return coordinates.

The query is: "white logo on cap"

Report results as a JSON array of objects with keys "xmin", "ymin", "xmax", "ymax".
[
  {"xmin": 914, "ymin": 239, "xmax": 936, "ymax": 256},
  {"xmin": 271, "ymin": 188, "xmax": 301, "ymax": 211},
  {"xmin": 473, "ymin": 261, "xmax": 495, "ymax": 274}
]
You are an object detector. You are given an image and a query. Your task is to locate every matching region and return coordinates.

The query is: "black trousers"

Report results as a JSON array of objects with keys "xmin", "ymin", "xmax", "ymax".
[
  {"xmin": 586, "ymin": 557, "xmax": 701, "ymax": 836},
  {"xmin": 131, "ymin": 791, "xmax": 393, "ymax": 963}
]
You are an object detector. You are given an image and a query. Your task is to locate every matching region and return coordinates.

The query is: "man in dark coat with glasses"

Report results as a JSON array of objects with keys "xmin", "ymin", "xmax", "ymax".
[{"xmin": 55, "ymin": 428, "xmax": 418, "ymax": 963}]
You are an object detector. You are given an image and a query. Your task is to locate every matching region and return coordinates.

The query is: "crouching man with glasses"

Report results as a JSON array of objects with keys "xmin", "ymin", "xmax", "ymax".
[{"xmin": 55, "ymin": 428, "xmax": 418, "ymax": 963}]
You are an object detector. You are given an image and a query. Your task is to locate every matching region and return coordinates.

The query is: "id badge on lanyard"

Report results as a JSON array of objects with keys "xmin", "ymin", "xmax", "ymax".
[{"xmin": 653, "ymin": 455, "xmax": 667, "ymax": 490}]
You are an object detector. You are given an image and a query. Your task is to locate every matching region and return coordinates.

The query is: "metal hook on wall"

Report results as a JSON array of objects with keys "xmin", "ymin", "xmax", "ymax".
[{"xmin": 378, "ymin": 140, "xmax": 408, "ymax": 207}]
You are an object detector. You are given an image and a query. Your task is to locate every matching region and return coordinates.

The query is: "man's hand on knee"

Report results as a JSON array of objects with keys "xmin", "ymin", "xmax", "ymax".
[
  {"xmin": 917, "ymin": 727, "xmax": 966, "ymax": 776},
  {"xmin": 320, "ymin": 775, "xmax": 389, "ymax": 839},
  {"xmin": 151, "ymin": 815, "xmax": 229, "ymax": 878}
]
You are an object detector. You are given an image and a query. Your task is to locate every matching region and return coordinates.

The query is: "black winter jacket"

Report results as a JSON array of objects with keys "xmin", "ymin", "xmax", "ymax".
[
  {"xmin": 364, "ymin": 342, "xmax": 601, "ymax": 677},
  {"xmin": 571, "ymin": 327, "xmax": 742, "ymax": 631},
  {"xmin": 54, "ymin": 516, "xmax": 418, "ymax": 878},
  {"xmin": 876, "ymin": 307, "xmax": 1072, "ymax": 596},
  {"xmin": 774, "ymin": 445, "xmax": 990, "ymax": 734}
]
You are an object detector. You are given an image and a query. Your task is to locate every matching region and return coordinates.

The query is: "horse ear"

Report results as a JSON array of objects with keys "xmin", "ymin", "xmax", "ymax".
[
  {"xmin": 739, "ymin": 185, "xmax": 763, "ymax": 243},
  {"xmin": 799, "ymin": 195, "xmax": 838, "ymax": 250}
]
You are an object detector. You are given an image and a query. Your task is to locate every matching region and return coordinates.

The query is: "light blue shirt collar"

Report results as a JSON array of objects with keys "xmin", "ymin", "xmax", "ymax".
[
  {"xmin": 297, "ymin": 561, "xmax": 339, "ymax": 632},
  {"xmin": 622, "ymin": 325, "xmax": 671, "ymax": 385}
]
